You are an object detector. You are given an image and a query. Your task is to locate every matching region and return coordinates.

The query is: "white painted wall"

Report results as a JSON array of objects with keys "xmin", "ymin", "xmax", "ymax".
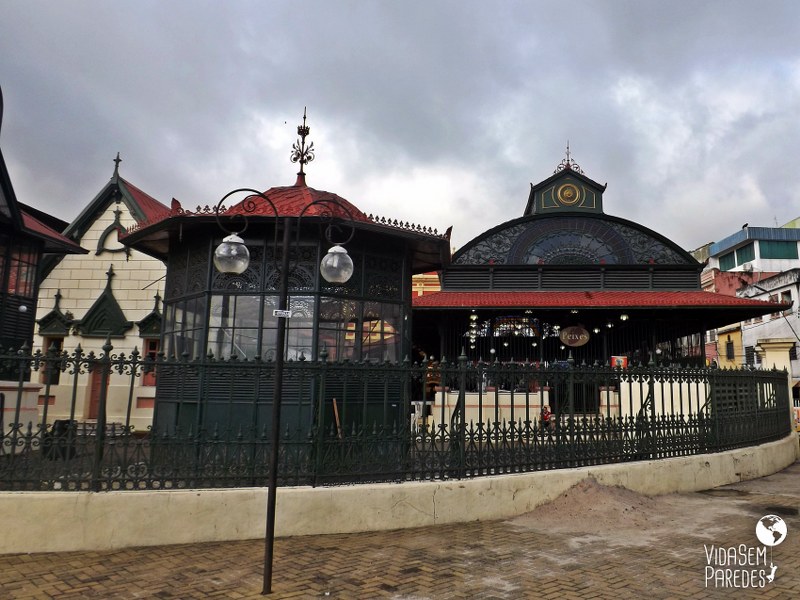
[{"xmin": 1, "ymin": 433, "xmax": 795, "ymax": 554}]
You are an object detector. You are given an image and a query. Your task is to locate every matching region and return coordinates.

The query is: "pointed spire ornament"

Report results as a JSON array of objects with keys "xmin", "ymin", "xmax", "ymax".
[
  {"xmin": 290, "ymin": 107, "xmax": 315, "ymax": 176},
  {"xmin": 554, "ymin": 141, "xmax": 584, "ymax": 174}
]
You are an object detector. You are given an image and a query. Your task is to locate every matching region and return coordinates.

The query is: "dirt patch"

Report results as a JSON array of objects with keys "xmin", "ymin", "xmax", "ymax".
[{"xmin": 507, "ymin": 477, "xmax": 749, "ymax": 546}]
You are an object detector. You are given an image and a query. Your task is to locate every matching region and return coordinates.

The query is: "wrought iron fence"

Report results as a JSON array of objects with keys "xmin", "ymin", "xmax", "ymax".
[{"xmin": 0, "ymin": 343, "xmax": 791, "ymax": 491}]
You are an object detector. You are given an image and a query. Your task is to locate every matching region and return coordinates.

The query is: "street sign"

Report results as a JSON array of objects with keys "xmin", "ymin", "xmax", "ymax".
[{"xmin": 272, "ymin": 309, "xmax": 292, "ymax": 319}]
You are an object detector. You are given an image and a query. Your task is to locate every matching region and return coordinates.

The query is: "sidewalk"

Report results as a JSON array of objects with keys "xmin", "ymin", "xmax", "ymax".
[{"xmin": 1, "ymin": 462, "xmax": 798, "ymax": 599}]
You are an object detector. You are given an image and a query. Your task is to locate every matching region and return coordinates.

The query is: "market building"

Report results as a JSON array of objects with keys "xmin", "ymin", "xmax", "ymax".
[{"xmin": 412, "ymin": 153, "xmax": 783, "ymax": 370}]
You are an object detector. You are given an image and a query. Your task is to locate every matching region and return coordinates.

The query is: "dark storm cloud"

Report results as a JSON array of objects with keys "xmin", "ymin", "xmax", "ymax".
[{"xmin": 1, "ymin": 0, "xmax": 799, "ymax": 251}]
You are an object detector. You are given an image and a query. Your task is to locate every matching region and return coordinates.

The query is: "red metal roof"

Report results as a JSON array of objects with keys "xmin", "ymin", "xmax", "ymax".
[
  {"xmin": 120, "ymin": 177, "xmax": 171, "ymax": 222},
  {"xmin": 412, "ymin": 290, "xmax": 781, "ymax": 310},
  {"xmin": 20, "ymin": 210, "xmax": 85, "ymax": 253},
  {"xmin": 224, "ymin": 173, "xmax": 371, "ymax": 223}
]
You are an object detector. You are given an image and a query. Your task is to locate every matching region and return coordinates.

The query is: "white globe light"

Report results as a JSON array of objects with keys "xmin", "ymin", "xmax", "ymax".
[
  {"xmin": 213, "ymin": 234, "xmax": 250, "ymax": 274},
  {"xmin": 320, "ymin": 245, "xmax": 354, "ymax": 283}
]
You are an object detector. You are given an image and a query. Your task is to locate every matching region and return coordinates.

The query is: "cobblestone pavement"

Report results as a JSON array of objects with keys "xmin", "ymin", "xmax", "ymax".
[{"xmin": 1, "ymin": 461, "xmax": 799, "ymax": 599}]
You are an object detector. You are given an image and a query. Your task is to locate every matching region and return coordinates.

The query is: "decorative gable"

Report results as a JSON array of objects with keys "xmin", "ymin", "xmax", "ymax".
[
  {"xmin": 73, "ymin": 265, "xmax": 133, "ymax": 338},
  {"xmin": 137, "ymin": 293, "xmax": 162, "ymax": 339},
  {"xmin": 37, "ymin": 289, "xmax": 73, "ymax": 336}
]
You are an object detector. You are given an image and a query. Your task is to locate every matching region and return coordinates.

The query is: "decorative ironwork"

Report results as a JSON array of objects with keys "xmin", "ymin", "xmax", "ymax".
[
  {"xmin": 290, "ymin": 107, "xmax": 315, "ymax": 174},
  {"xmin": 365, "ymin": 254, "xmax": 402, "ymax": 300},
  {"xmin": 0, "ymin": 342, "xmax": 791, "ymax": 491},
  {"xmin": 454, "ymin": 216, "xmax": 693, "ymax": 266},
  {"xmin": 165, "ymin": 247, "xmax": 188, "ymax": 299},
  {"xmin": 366, "ymin": 214, "xmax": 442, "ymax": 237},
  {"xmin": 187, "ymin": 248, "xmax": 209, "ymax": 294},
  {"xmin": 554, "ymin": 141, "xmax": 584, "ymax": 174}
]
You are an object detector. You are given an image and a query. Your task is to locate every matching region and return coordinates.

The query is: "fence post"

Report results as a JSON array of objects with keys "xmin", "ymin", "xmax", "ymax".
[
  {"xmin": 648, "ymin": 357, "xmax": 657, "ymax": 459},
  {"xmin": 91, "ymin": 338, "xmax": 113, "ymax": 492},
  {"xmin": 11, "ymin": 343, "xmax": 31, "ymax": 451},
  {"xmin": 313, "ymin": 347, "xmax": 329, "ymax": 486},
  {"xmin": 708, "ymin": 365, "xmax": 719, "ymax": 452},
  {"xmin": 567, "ymin": 352, "xmax": 575, "ymax": 466},
  {"xmin": 458, "ymin": 349, "xmax": 468, "ymax": 478}
]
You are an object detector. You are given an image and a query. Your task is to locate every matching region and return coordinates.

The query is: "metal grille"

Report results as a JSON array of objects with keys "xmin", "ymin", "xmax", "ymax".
[
  {"xmin": 540, "ymin": 271, "xmax": 601, "ymax": 289},
  {"xmin": 443, "ymin": 270, "xmax": 491, "ymax": 289},
  {"xmin": 491, "ymin": 271, "xmax": 540, "ymax": 289}
]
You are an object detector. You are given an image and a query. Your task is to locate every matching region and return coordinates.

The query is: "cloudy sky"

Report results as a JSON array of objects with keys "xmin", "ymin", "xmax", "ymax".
[{"xmin": 1, "ymin": 0, "xmax": 799, "ymax": 253}]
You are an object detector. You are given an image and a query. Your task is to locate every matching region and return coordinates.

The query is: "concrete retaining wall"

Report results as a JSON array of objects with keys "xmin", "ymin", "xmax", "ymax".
[{"xmin": 2, "ymin": 433, "xmax": 797, "ymax": 555}]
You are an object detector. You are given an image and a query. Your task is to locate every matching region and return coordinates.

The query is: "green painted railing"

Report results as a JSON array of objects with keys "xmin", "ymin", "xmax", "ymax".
[{"xmin": 0, "ymin": 344, "xmax": 791, "ymax": 491}]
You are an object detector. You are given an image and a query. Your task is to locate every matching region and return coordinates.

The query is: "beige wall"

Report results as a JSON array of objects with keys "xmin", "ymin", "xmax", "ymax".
[
  {"xmin": 429, "ymin": 379, "xmax": 727, "ymax": 425},
  {"xmin": 34, "ymin": 201, "xmax": 164, "ymax": 430},
  {"xmin": 1, "ymin": 433, "xmax": 796, "ymax": 554}
]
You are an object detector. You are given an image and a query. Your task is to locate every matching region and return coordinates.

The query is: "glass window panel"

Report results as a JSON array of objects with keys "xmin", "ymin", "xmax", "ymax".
[
  {"xmin": 260, "ymin": 296, "xmax": 279, "ymax": 360},
  {"xmin": 361, "ymin": 301, "xmax": 402, "ymax": 363},
  {"xmin": 760, "ymin": 240, "xmax": 798, "ymax": 259},
  {"xmin": 318, "ymin": 298, "xmax": 359, "ymax": 361},
  {"xmin": 165, "ymin": 302, "xmax": 183, "ymax": 357},
  {"xmin": 7, "ymin": 243, "xmax": 38, "ymax": 297},
  {"xmin": 286, "ymin": 296, "xmax": 315, "ymax": 360},
  {"xmin": 735, "ymin": 243, "xmax": 755, "ymax": 265},
  {"xmin": 208, "ymin": 295, "xmax": 261, "ymax": 359},
  {"xmin": 719, "ymin": 252, "xmax": 735, "ymax": 271}
]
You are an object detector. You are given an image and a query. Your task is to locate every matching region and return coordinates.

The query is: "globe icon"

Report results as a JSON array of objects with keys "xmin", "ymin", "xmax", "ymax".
[{"xmin": 756, "ymin": 515, "xmax": 788, "ymax": 547}]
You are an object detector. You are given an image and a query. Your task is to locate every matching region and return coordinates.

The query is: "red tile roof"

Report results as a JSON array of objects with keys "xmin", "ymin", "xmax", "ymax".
[
  {"xmin": 122, "ymin": 173, "xmax": 447, "ymax": 255},
  {"xmin": 412, "ymin": 290, "xmax": 780, "ymax": 310},
  {"xmin": 224, "ymin": 173, "xmax": 371, "ymax": 223}
]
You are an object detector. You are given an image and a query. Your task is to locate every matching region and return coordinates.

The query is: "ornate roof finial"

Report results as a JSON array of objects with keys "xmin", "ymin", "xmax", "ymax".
[
  {"xmin": 105, "ymin": 264, "xmax": 115, "ymax": 288},
  {"xmin": 113, "ymin": 152, "xmax": 122, "ymax": 177},
  {"xmin": 290, "ymin": 107, "xmax": 315, "ymax": 177},
  {"xmin": 554, "ymin": 141, "xmax": 584, "ymax": 175}
]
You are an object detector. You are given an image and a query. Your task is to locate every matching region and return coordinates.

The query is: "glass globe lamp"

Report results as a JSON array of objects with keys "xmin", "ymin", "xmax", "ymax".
[
  {"xmin": 320, "ymin": 245, "xmax": 354, "ymax": 283},
  {"xmin": 213, "ymin": 233, "xmax": 250, "ymax": 274}
]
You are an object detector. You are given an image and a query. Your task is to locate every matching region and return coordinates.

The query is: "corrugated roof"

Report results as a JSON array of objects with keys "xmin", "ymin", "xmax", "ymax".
[{"xmin": 709, "ymin": 226, "xmax": 800, "ymax": 257}]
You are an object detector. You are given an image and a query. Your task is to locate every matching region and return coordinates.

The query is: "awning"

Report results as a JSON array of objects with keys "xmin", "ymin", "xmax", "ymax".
[
  {"xmin": 412, "ymin": 290, "xmax": 785, "ymax": 334},
  {"xmin": 413, "ymin": 290, "xmax": 784, "ymax": 311}
]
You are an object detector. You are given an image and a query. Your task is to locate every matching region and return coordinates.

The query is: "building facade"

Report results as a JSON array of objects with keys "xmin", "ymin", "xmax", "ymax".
[
  {"xmin": 33, "ymin": 157, "xmax": 169, "ymax": 431},
  {"xmin": 700, "ymin": 222, "xmax": 800, "ymax": 372},
  {"xmin": 1, "ymin": 86, "xmax": 85, "ymax": 441},
  {"xmin": 413, "ymin": 156, "xmax": 780, "ymax": 375}
]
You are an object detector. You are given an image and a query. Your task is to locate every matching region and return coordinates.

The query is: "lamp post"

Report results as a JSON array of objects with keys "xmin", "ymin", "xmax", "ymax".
[{"xmin": 214, "ymin": 189, "xmax": 354, "ymax": 595}]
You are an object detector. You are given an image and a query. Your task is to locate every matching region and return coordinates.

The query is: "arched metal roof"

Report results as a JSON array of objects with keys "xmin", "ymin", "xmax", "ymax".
[{"xmin": 453, "ymin": 213, "xmax": 698, "ymax": 266}]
